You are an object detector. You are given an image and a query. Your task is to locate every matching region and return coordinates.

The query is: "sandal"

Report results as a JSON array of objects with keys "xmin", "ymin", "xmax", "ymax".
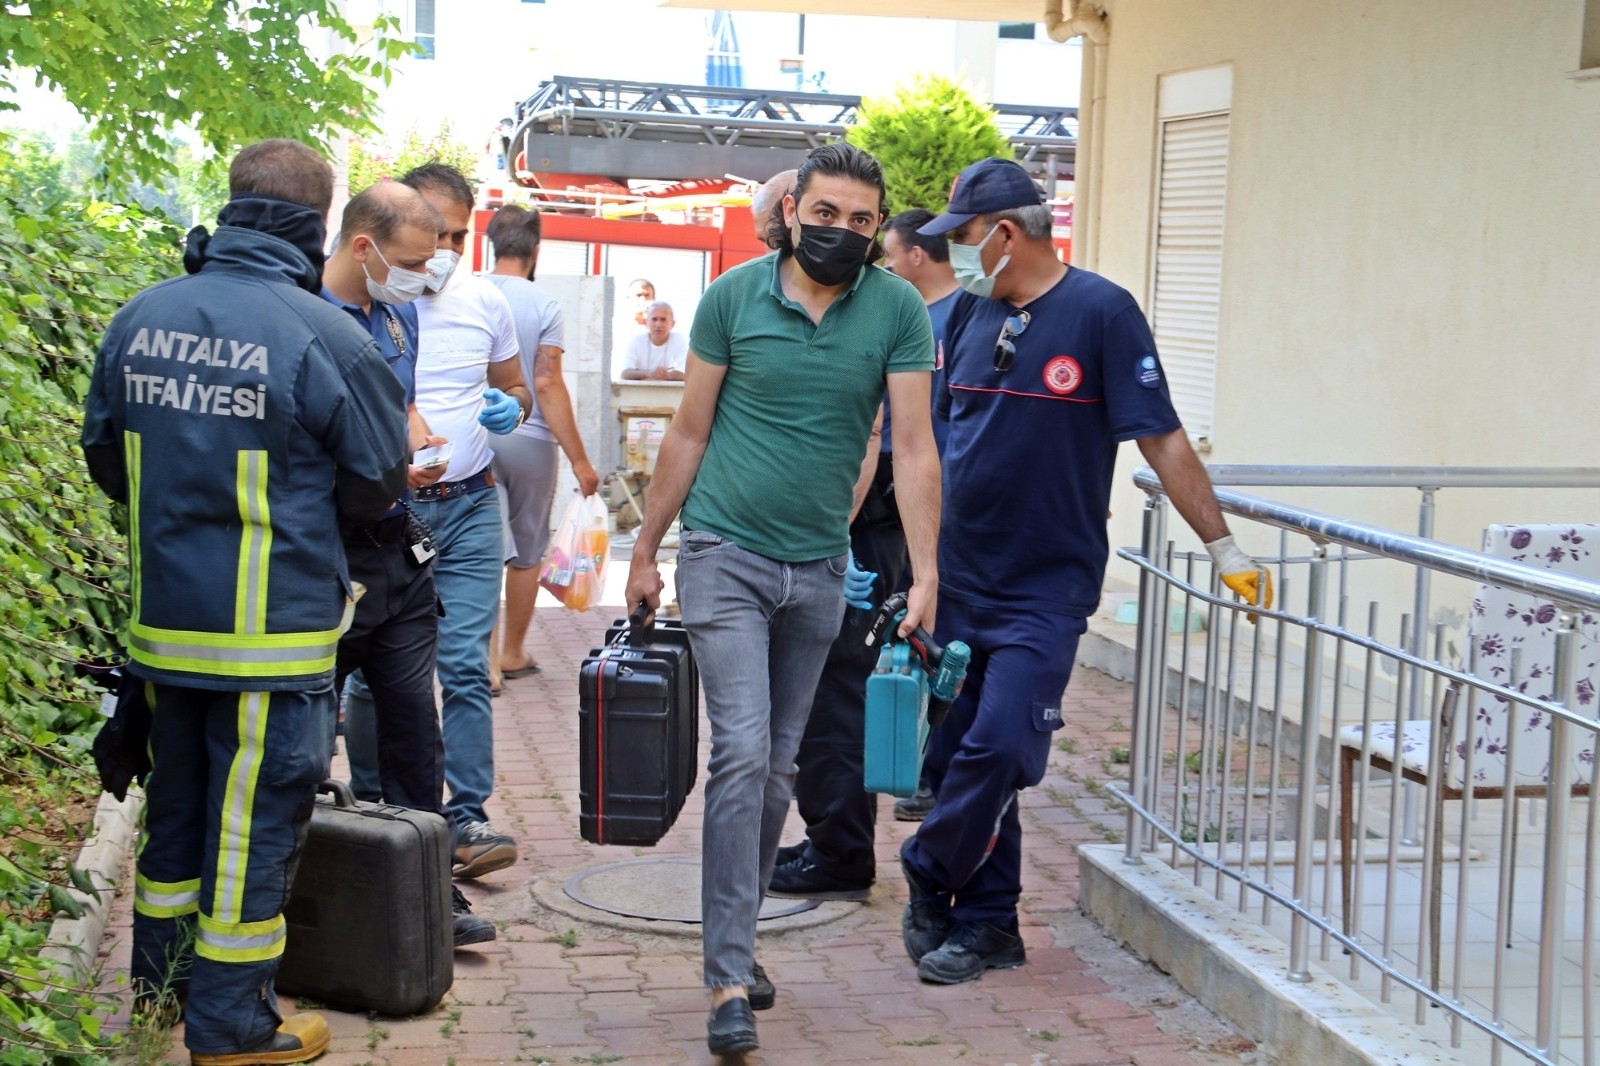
[{"xmin": 501, "ymin": 658, "xmax": 541, "ymax": 679}]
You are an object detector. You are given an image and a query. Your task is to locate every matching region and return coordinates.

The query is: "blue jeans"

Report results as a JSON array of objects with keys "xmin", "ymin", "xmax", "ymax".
[
  {"xmin": 346, "ymin": 480, "xmax": 503, "ymax": 826},
  {"xmin": 674, "ymin": 531, "xmax": 846, "ymax": 988}
]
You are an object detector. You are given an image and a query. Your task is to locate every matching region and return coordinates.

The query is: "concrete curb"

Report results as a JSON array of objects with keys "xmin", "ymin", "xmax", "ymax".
[
  {"xmin": 1078, "ymin": 844, "xmax": 1458, "ymax": 1066},
  {"xmin": 41, "ymin": 789, "xmax": 143, "ymax": 984}
]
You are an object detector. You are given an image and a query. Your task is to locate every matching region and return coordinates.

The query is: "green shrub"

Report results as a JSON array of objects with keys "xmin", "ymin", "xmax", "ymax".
[
  {"xmin": 846, "ymin": 73, "xmax": 1013, "ymax": 217},
  {"xmin": 0, "ymin": 173, "xmax": 180, "ymax": 1064},
  {"xmin": 348, "ymin": 122, "xmax": 482, "ymax": 194}
]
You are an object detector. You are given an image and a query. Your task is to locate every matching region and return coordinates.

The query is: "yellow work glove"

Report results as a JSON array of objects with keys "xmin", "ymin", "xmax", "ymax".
[{"xmin": 1204, "ymin": 535, "xmax": 1273, "ymax": 621}]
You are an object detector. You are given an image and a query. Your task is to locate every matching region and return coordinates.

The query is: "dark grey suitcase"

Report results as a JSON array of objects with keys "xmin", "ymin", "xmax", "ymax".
[
  {"xmin": 278, "ymin": 781, "xmax": 452, "ymax": 1015},
  {"xmin": 580, "ymin": 611, "xmax": 698, "ymax": 846}
]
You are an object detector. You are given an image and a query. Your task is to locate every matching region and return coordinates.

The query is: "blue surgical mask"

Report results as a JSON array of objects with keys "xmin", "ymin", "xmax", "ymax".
[{"xmin": 949, "ymin": 223, "xmax": 1009, "ymax": 299}]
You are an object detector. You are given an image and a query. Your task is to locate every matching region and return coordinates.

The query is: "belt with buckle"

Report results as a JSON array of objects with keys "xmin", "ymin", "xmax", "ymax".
[{"xmin": 412, "ymin": 467, "xmax": 495, "ymax": 502}]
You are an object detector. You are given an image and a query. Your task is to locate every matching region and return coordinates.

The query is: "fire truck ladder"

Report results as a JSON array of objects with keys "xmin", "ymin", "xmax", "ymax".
[{"xmin": 503, "ymin": 75, "xmax": 1076, "ymax": 187}]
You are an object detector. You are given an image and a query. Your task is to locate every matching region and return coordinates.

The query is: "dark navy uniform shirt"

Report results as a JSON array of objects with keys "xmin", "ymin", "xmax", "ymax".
[
  {"xmin": 936, "ymin": 266, "xmax": 1181, "ymax": 616},
  {"xmin": 320, "ymin": 288, "xmax": 419, "ymax": 406},
  {"xmin": 322, "ymin": 288, "xmax": 419, "ymax": 516}
]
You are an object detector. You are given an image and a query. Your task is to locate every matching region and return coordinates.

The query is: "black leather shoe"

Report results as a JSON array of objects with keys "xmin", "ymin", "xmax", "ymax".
[
  {"xmin": 706, "ymin": 997, "xmax": 759, "ymax": 1054},
  {"xmin": 767, "ymin": 856, "xmax": 872, "ymax": 901},
  {"xmin": 774, "ymin": 841, "xmax": 807, "ymax": 868},
  {"xmin": 916, "ymin": 919, "xmax": 1026, "ymax": 984},
  {"xmin": 900, "ymin": 853, "xmax": 952, "ymax": 963},
  {"xmin": 749, "ymin": 962, "xmax": 775, "ymax": 1011}
]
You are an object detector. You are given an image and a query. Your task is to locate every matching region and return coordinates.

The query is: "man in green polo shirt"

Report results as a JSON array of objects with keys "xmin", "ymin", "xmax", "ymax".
[{"xmin": 625, "ymin": 142, "xmax": 940, "ymax": 1055}]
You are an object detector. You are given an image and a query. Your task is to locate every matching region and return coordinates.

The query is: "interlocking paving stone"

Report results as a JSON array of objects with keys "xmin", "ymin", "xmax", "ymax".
[{"xmin": 93, "ymin": 597, "xmax": 1268, "ymax": 1064}]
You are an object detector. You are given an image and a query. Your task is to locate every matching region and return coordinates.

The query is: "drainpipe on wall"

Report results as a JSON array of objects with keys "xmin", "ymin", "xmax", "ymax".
[
  {"xmin": 1043, "ymin": 0, "xmax": 1107, "ymax": 45},
  {"xmin": 1042, "ymin": 0, "xmax": 1108, "ymax": 269}
]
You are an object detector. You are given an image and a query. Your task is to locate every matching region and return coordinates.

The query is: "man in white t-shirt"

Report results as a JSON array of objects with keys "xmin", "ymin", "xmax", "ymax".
[
  {"xmin": 484, "ymin": 204, "xmax": 599, "ymax": 685},
  {"xmin": 621, "ymin": 301, "xmax": 688, "ymax": 381},
  {"xmin": 394, "ymin": 163, "xmax": 531, "ymax": 880}
]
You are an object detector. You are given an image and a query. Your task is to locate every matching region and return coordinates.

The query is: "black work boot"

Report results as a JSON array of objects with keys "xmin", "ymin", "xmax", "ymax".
[
  {"xmin": 893, "ymin": 783, "xmax": 936, "ymax": 821},
  {"xmin": 767, "ymin": 855, "xmax": 872, "ymax": 901},
  {"xmin": 916, "ymin": 919, "xmax": 1026, "ymax": 984},
  {"xmin": 452, "ymin": 885, "xmax": 496, "ymax": 946},
  {"xmin": 899, "ymin": 853, "xmax": 953, "ymax": 963}
]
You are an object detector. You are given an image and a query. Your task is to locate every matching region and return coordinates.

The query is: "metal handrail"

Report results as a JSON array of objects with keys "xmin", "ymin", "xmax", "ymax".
[
  {"xmin": 1132, "ymin": 466, "xmax": 1600, "ymax": 612},
  {"xmin": 1123, "ymin": 465, "xmax": 1600, "ymax": 1061},
  {"xmin": 1192, "ymin": 465, "xmax": 1600, "ymax": 489}
]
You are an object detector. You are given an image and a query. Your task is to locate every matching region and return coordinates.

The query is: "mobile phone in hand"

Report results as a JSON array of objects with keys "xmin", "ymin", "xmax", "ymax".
[{"xmin": 414, "ymin": 441, "xmax": 453, "ymax": 469}]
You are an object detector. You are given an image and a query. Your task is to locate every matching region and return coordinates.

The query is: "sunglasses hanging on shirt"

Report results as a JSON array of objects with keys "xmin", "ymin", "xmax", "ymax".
[{"xmin": 993, "ymin": 310, "xmax": 1031, "ymax": 373}]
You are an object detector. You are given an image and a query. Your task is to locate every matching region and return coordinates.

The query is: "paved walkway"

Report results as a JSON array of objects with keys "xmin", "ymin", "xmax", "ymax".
[{"xmin": 98, "ymin": 600, "xmax": 1264, "ymax": 1065}]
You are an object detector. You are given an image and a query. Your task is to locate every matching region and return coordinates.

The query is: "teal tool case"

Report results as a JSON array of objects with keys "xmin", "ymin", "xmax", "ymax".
[{"xmin": 863, "ymin": 640, "xmax": 930, "ymax": 797}]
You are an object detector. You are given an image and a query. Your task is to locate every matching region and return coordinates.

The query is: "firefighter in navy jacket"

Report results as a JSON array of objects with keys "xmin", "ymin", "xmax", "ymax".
[{"xmin": 80, "ymin": 141, "xmax": 408, "ymax": 1065}]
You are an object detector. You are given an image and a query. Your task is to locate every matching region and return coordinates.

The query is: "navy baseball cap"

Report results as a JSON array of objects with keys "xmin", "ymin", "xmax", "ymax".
[{"xmin": 919, "ymin": 158, "xmax": 1045, "ymax": 236}]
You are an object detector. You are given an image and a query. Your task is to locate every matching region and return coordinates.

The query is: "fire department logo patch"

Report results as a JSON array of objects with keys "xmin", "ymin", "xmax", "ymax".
[{"xmin": 1043, "ymin": 356, "xmax": 1083, "ymax": 395}]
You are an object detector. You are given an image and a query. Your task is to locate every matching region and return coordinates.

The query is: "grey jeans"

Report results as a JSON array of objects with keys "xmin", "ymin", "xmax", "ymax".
[{"xmin": 675, "ymin": 530, "xmax": 847, "ymax": 988}]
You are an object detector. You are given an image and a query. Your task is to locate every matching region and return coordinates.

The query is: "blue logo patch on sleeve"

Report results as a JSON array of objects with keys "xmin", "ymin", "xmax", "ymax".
[{"xmin": 1136, "ymin": 355, "xmax": 1163, "ymax": 389}]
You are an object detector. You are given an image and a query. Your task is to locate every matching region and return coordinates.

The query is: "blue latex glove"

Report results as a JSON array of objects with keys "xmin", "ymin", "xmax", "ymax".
[
  {"xmin": 478, "ymin": 388, "xmax": 521, "ymax": 435},
  {"xmin": 843, "ymin": 552, "xmax": 877, "ymax": 611}
]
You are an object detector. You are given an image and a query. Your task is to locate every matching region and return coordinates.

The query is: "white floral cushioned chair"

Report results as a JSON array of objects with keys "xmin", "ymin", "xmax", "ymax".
[{"xmin": 1336, "ymin": 523, "xmax": 1600, "ymax": 987}]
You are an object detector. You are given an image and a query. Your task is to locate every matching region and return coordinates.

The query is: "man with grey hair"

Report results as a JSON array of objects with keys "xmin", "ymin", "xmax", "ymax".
[
  {"xmin": 897, "ymin": 157, "xmax": 1273, "ymax": 985},
  {"xmin": 621, "ymin": 300, "xmax": 687, "ymax": 380}
]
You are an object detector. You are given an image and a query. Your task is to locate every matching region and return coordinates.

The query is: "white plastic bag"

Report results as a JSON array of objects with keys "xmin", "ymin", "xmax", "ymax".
[{"xmin": 539, "ymin": 492, "xmax": 609, "ymax": 610}]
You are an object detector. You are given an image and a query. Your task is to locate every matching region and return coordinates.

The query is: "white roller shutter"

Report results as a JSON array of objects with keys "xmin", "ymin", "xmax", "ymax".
[
  {"xmin": 536, "ymin": 239, "xmax": 592, "ymax": 278},
  {"xmin": 1150, "ymin": 111, "xmax": 1229, "ymax": 445}
]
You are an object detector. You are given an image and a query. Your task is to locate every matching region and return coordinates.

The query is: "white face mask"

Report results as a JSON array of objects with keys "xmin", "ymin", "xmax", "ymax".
[
  {"xmin": 362, "ymin": 240, "xmax": 428, "ymax": 305},
  {"xmin": 949, "ymin": 223, "xmax": 1009, "ymax": 299},
  {"xmin": 425, "ymin": 249, "xmax": 461, "ymax": 293}
]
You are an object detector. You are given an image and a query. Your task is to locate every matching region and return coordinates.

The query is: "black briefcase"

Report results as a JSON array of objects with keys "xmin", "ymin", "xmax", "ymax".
[
  {"xmin": 579, "ymin": 609, "xmax": 699, "ymax": 846},
  {"xmin": 278, "ymin": 781, "xmax": 452, "ymax": 1016}
]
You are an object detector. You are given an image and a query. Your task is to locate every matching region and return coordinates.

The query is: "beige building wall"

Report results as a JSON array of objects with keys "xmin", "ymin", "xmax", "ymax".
[{"xmin": 1086, "ymin": 0, "xmax": 1600, "ymax": 611}]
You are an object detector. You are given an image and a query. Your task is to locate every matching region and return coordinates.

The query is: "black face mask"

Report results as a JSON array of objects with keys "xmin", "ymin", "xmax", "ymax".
[{"xmin": 790, "ymin": 222, "xmax": 873, "ymax": 287}]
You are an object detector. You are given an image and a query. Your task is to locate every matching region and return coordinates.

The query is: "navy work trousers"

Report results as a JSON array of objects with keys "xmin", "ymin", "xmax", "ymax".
[
  {"xmin": 131, "ymin": 682, "xmax": 334, "ymax": 1055},
  {"xmin": 900, "ymin": 597, "xmax": 1085, "ymax": 925}
]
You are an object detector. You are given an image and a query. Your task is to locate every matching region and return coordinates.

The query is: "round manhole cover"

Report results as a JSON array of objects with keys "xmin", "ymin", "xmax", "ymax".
[{"xmin": 563, "ymin": 857, "xmax": 818, "ymax": 924}]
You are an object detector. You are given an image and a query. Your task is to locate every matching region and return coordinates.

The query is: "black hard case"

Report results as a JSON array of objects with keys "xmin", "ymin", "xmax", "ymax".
[
  {"xmin": 579, "ymin": 616, "xmax": 699, "ymax": 846},
  {"xmin": 278, "ymin": 781, "xmax": 452, "ymax": 1016}
]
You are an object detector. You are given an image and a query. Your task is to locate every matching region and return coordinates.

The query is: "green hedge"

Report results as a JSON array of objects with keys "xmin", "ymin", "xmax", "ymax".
[{"xmin": 0, "ymin": 186, "xmax": 179, "ymax": 1062}]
